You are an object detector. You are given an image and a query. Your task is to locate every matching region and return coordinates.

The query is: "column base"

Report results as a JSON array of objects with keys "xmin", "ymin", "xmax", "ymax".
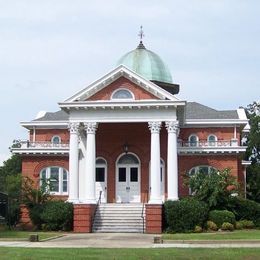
[
  {"xmin": 167, "ymin": 196, "xmax": 179, "ymax": 201},
  {"xmin": 73, "ymin": 204, "xmax": 96, "ymax": 233},
  {"xmin": 67, "ymin": 198, "xmax": 80, "ymax": 203},
  {"xmin": 148, "ymin": 198, "xmax": 163, "ymax": 204},
  {"xmin": 145, "ymin": 204, "xmax": 162, "ymax": 234}
]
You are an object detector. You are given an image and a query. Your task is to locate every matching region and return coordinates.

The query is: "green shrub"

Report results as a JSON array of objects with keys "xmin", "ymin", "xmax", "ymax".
[
  {"xmin": 28, "ymin": 204, "xmax": 44, "ymax": 230},
  {"xmin": 221, "ymin": 222, "xmax": 234, "ymax": 231},
  {"xmin": 40, "ymin": 201, "xmax": 73, "ymax": 231},
  {"xmin": 228, "ymin": 198, "xmax": 260, "ymax": 226},
  {"xmin": 236, "ymin": 220, "xmax": 255, "ymax": 229},
  {"xmin": 164, "ymin": 198, "xmax": 209, "ymax": 233},
  {"xmin": 194, "ymin": 225, "xmax": 203, "ymax": 233},
  {"xmin": 235, "ymin": 221, "xmax": 243, "ymax": 230},
  {"xmin": 208, "ymin": 210, "xmax": 235, "ymax": 228},
  {"xmin": 206, "ymin": 220, "xmax": 218, "ymax": 231}
]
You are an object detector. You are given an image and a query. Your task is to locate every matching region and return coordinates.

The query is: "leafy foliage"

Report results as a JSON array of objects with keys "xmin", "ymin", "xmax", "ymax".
[
  {"xmin": 208, "ymin": 210, "xmax": 236, "ymax": 228},
  {"xmin": 164, "ymin": 198, "xmax": 209, "ymax": 233},
  {"xmin": 0, "ymin": 155, "xmax": 22, "ymax": 227},
  {"xmin": 206, "ymin": 221, "xmax": 218, "ymax": 231},
  {"xmin": 21, "ymin": 176, "xmax": 51, "ymax": 229},
  {"xmin": 244, "ymin": 102, "xmax": 260, "ymax": 202},
  {"xmin": 0, "ymin": 155, "xmax": 21, "ymax": 193},
  {"xmin": 41, "ymin": 201, "xmax": 73, "ymax": 231},
  {"xmin": 188, "ymin": 168, "xmax": 240, "ymax": 209},
  {"xmin": 227, "ymin": 197, "xmax": 260, "ymax": 226},
  {"xmin": 221, "ymin": 222, "xmax": 234, "ymax": 231}
]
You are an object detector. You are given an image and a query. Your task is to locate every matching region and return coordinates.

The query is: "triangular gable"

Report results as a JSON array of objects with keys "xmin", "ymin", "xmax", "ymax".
[{"xmin": 64, "ymin": 65, "xmax": 180, "ymax": 102}]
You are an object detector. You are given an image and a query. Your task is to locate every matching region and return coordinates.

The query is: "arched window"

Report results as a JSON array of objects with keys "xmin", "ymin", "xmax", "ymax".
[
  {"xmin": 118, "ymin": 154, "xmax": 139, "ymax": 164},
  {"xmin": 111, "ymin": 89, "xmax": 134, "ymax": 100},
  {"xmin": 96, "ymin": 158, "xmax": 107, "ymax": 182},
  {"xmin": 51, "ymin": 135, "xmax": 61, "ymax": 144},
  {"xmin": 40, "ymin": 167, "xmax": 68, "ymax": 195},
  {"xmin": 188, "ymin": 165, "xmax": 217, "ymax": 195},
  {"xmin": 189, "ymin": 134, "xmax": 199, "ymax": 147},
  {"xmin": 208, "ymin": 134, "xmax": 217, "ymax": 146}
]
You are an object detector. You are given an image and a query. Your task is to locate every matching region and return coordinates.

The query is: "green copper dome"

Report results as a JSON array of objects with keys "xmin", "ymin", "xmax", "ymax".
[{"xmin": 116, "ymin": 42, "xmax": 173, "ymax": 84}]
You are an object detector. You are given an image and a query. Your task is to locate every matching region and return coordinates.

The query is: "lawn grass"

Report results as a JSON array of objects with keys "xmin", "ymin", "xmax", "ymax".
[
  {"xmin": 0, "ymin": 230, "xmax": 63, "ymax": 241},
  {"xmin": 0, "ymin": 248, "xmax": 260, "ymax": 260},
  {"xmin": 163, "ymin": 229, "xmax": 260, "ymax": 240}
]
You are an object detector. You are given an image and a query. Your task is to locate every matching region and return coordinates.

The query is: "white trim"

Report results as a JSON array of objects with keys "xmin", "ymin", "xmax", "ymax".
[
  {"xmin": 184, "ymin": 119, "xmax": 248, "ymax": 126},
  {"xmin": 40, "ymin": 166, "xmax": 69, "ymax": 195},
  {"xmin": 51, "ymin": 135, "xmax": 61, "ymax": 144},
  {"xmin": 96, "ymin": 157, "xmax": 107, "ymax": 203},
  {"xmin": 111, "ymin": 88, "xmax": 135, "ymax": 100},
  {"xmin": 115, "ymin": 152, "xmax": 141, "ymax": 203},
  {"xmin": 64, "ymin": 65, "xmax": 180, "ymax": 102},
  {"xmin": 188, "ymin": 134, "xmax": 199, "ymax": 147},
  {"xmin": 178, "ymin": 146, "xmax": 246, "ymax": 154},
  {"xmin": 207, "ymin": 134, "xmax": 218, "ymax": 147}
]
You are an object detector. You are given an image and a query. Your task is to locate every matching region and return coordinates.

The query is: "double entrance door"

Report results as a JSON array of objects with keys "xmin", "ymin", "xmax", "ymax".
[{"xmin": 116, "ymin": 164, "xmax": 140, "ymax": 203}]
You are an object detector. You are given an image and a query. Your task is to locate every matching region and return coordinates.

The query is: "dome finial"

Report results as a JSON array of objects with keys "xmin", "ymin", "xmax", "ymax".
[{"xmin": 137, "ymin": 25, "xmax": 146, "ymax": 49}]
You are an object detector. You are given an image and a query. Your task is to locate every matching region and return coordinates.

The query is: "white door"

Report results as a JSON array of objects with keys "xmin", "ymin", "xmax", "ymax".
[
  {"xmin": 95, "ymin": 158, "xmax": 107, "ymax": 203},
  {"xmin": 116, "ymin": 154, "xmax": 140, "ymax": 203}
]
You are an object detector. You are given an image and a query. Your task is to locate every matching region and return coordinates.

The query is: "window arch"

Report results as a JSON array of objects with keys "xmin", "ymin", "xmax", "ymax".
[
  {"xmin": 111, "ymin": 88, "xmax": 134, "ymax": 100},
  {"xmin": 189, "ymin": 134, "xmax": 199, "ymax": 147},
  {"xmin": 208, "ymin": 134, "xmax": 217, "ymax": 146},
  {"xmin": 40, "ymin": 166, "xmax": 68, "ymax": 195},
  {"xmin": 51, "ymin": 135, "xmax": 61, "ymax": 144},
  {"xmin": 118, "ymin": 154, "xmax": 139, "ymax": 164},
  {"xmin": 188, "ymin": 165, "xmax": 217, "ymax": 195},
  {"xmin": 189, "ymin": 165, "xmax": 216, "ymax": 176},
  {"xmin": 96, "ymin": 157, "xmax": 107, "ymax": 182}
]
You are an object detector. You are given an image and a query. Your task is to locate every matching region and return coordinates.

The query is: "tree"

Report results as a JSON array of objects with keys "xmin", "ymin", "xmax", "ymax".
[
  {"xmin": 0, "ymin": 154, "xmax": 22, "ymax": 192},
  {"xmin": 0, "ymin": 154, "xmax": 22, "ymax": 226},
  {"xmin": 245, "ymin": 101, "xmax": 260, "ymax": 202},
  {"xmin": 188, "ymin": 168, "xmax": 240, "ymax": 209}
]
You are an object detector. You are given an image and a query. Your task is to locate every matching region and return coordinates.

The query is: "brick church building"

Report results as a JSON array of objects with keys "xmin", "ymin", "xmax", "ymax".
[{"xmin": 13, "ymin": 38, "xmax": 248, "ymax": 233}]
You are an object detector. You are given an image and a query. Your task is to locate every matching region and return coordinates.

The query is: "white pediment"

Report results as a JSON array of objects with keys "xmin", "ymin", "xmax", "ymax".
[{"xmin": 64, "ymin": 65, "xmax": 180, "ymax": 102}]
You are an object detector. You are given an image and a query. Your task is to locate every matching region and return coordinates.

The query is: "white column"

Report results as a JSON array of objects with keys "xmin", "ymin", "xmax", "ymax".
[
  {"xmin": 84, "ymin": 122, "xmax": 98, "ymax": 204},
  {"xmin": 68, "ymin": 122, "xmax": 80, "ymax": 203},
  {"xmin": 166, "ymin": 121, "xmax": 179, "ymax": 201},
  {"xmin": 148, "ymin": 121, "xmax": 162, "ymax": 204}
]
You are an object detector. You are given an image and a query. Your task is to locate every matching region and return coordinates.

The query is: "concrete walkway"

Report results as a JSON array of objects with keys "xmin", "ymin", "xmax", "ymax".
[{"xmin": 0, "ymin": 233, "xmax": 260, "ymax": 248}]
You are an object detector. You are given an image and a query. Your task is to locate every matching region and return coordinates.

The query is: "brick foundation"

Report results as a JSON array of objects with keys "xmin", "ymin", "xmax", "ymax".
[
  {"xmin": 73, "ymin": 204, "xmax": 96, "ymax": 233},
  {"xmin": 145, "ymin": 204, "xmax": 162, "ymax": 234},
  {"xmin": 18, "ymin": 204, "xmax": 33, "ymax": 230}
]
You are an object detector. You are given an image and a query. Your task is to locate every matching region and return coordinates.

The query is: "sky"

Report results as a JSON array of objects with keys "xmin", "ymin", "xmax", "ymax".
[{"xmin": 0, "ymin": 0, "xmax": 259, "ymax": 165}]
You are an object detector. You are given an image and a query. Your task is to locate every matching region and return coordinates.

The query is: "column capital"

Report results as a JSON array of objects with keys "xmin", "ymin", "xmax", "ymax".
[
  {"xmin": 165, "ymin": 121, "xmax": 179, "ymax": 134},
  {"xmin": 84, "ymin": 122, "xmax": 98, "ymax": 134},
  {"xmin": 68, "ymin": 122, "xmax": 80, "ymax": 134},
  {"xmin": 148, "ymin": 121, "xmax": 162, "ymax": 134}
]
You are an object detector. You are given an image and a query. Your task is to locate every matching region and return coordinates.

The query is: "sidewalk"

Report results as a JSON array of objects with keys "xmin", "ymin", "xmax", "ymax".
[{"xmin": 0, "ymin": 233, "xmax": 259, "ymax": 248}]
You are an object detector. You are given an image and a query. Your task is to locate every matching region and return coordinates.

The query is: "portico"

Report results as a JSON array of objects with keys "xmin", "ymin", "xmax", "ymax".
[{"xmin": 67, "ymin": 119, "xmax": 180, "ymax": 205}]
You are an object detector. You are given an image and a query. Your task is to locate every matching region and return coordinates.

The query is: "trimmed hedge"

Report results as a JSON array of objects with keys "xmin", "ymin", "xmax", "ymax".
[
  {"xmin": 40, "ymin": 201, "xmax": 73, "ymax": 231},
  {"xmin": 221, "ymin": 222, "xmax": 234, "ymax": 231},
  {"xmin": 208, "ymin": 210, "xmax": 235, "ymax": 228},
  {"xmin": 164, "ymin": 198, "xmax": 209, "ymax": 233},
  {"xmin": 228, "ymin": 198, "xmax": 260, "ymax": 226}
]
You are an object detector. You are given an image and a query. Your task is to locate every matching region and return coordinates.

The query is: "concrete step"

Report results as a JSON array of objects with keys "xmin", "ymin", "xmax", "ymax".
[{"xmin": 92, "ymin": 203, "xmax": 146, "ymax": 233}]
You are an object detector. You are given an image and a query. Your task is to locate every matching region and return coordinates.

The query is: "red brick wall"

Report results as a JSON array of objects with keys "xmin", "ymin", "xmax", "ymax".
[
  {"xmin": 96, "ymin": 122, "xmax": 167, "ymax": 203},
  {"xmin": 22, "ymin": 156, "xmax": 69, "ymax": 189},
  {"xmin": 73, "ymin": 204, "xmax": 96, "ymax": 233},
  {"xmin": 178, "ymin": 155, "xmax": 241, "ymax": 197},
  {"xmin": 22, "ymin": 123, "xmax": 243, "ymax": 203},
  {"xmin": 87, "ymin": 77, "xmax": 159, "ymax": 101},
  {"xmin": 29, "ymin": 129, "xmax": 69, "ymax": 142},
  {"xmin": 145, "ymin": 204, "xmax": 162, "ymax": 234},
  {"xmin": 179, "ymin": 127, "xmax": 240, "ymax": 145}
]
